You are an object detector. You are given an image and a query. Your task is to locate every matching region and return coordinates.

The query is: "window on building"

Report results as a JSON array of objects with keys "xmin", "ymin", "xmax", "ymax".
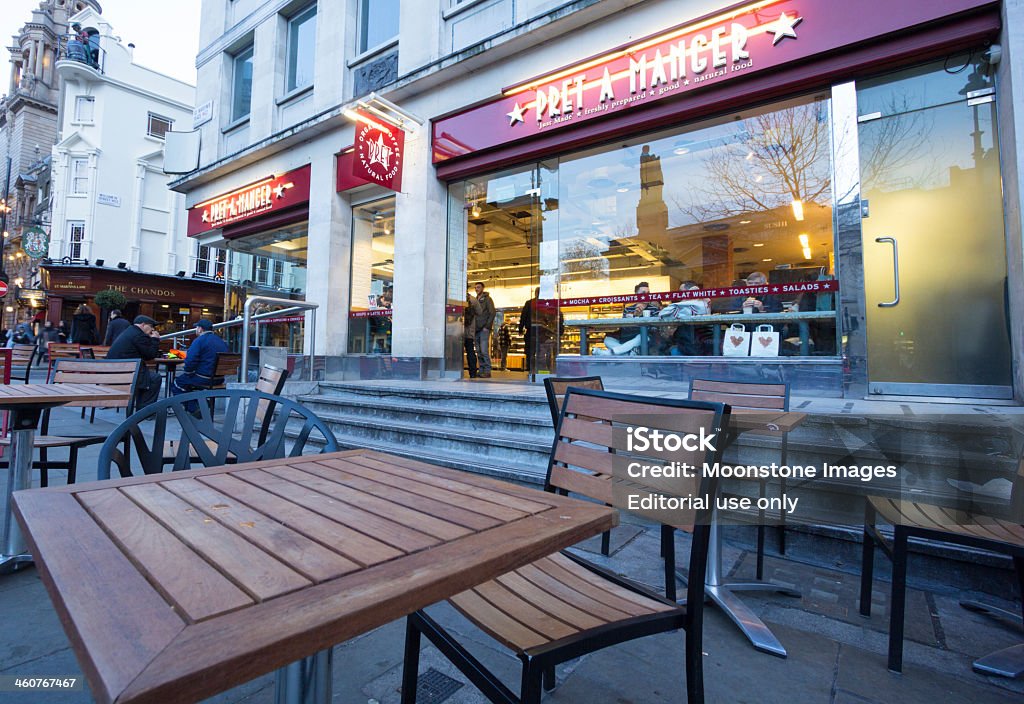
[
  {"xmin": 196, "ymin": 244, "xmax": 227, "ymax": 277},
  {"xmin": 255, "ymin": 255, "xmax": 270, "ymax": 286},
  {"xmin": 74, "ymin": 95, "xmax": 94, "ymax": 123},
  {"xmin": 70, "ymin": 158, "xmax": 89, "ymax": 195},
  {"xmin": 67, "ymin": 221, "xmax": 85, "ymax": 259},
  {"xmin": 272, "ymin": 259, "xmax": 285, "ymax": 288},
  {"xmin": 349, "ymin": 197, "xmax": 395, "ymax": 354},
  {"xmin": 286, "ymin": 5, "xmax": 316, "ymax": 93},
  {"xmin": 358, "ymin": 0, "xmax": 399, "ymax": 53},
  {"xmin": 230, "ymin": 46, "xmax": 254, "ymax": 123},
  {"xmin": 147, "ymin": 113, "xmax": 173, "ymax": 139}
]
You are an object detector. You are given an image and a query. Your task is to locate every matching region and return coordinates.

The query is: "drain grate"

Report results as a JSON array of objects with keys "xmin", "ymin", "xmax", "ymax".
[{"xmin": 413, "ymin": 667, "xmax": 464, "ymax": 704}]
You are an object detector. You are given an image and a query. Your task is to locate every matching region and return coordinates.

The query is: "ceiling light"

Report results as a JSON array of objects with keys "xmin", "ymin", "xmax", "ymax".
[
  {"xmin": 762, "ymin": 258, "xmax": 773, "ymax": 262},
  {"xmin": 471, "ymin": 205, "xmax": 481, "ymax": 217},
  {"xmin": 798, "ymin": 233, "xmax": 809, "ymax": 247},
  {"xmin": 791, "ymin": 199, "xmax": 805, "ymax": 221},
  {"xmin": 802, "ymin": 247, "xmax": 813, "ymax": 260},
  {"xmin": 753, "ymin": 243, "xmax": 765, "ymax": 247},
  {"xmin": 738, "ymin": 219, "xmax": 752, "ymax": 225}
]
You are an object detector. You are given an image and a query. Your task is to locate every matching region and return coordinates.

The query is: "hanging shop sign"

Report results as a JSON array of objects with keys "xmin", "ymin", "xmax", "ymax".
[
  {"xmin": 431, "ymin": 0, "xmax": 996, "ymax": 162},
  {"xmin": 22, "ymin": 226, "xmax": 50, "ymax": 259},
  {"xmin": 351, "ymin": 109, "xmax": 405, "ymax": 192},
  {"xmin": 17, "ymin": 288, "xmax": 46, "ymax": 305},
  {"xmin": 186, "ymin": 164, "xmax": 311, "ymax": 236}
]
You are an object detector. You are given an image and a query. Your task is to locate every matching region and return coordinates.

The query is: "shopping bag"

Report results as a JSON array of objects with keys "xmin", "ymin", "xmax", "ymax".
[
  {"xmin": 722, "ymin": 323, "xmax": 751, "ymax": 357},
  {"xmin": 749, "ymin": 324, "xmax": 780, "ymax": 357}
]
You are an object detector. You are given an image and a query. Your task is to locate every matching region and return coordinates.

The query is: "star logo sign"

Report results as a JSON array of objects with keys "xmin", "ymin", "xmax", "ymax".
[
  {"xmin": 367, "ymin": 133, "xmax": 394, "ymax": 171},
  {"xmin": 201, "ymin": 210, "xmax": 209, "ymax": 222},
  {"xmin": 507, "ymin": 102, "xmax": 526, "ymax": 126},
  {"xmin": 767, "ymin": 11, "xmax": 802, "ymax": 45}
]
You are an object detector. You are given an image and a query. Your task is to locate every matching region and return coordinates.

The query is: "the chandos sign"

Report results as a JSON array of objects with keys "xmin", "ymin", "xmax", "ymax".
[{"xmin": 187, "ymin": 165, "xmax": 311, "ymax": 236}]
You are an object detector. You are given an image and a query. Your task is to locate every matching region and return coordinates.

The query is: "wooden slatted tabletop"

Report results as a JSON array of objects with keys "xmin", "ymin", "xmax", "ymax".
[
  {"xmin": 0, "ymin": 383, "xmax": 129, "ymax": 406},
  {"xmin": 13, "ymin": 449, "xmax": 617, "ymax": 704}
]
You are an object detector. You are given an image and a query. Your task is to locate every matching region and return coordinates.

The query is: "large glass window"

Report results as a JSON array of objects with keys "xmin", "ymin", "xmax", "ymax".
[
  {"xmin": 230, "ymin": 46, "xmax": 254, "ymax": 122},
  {"xmin": 349, "ymin": 198, "xmax": 395, "ymax": 354},
  {"xmin": 358, "ymin": 0, "xmax": 399, "ymax": 53},
  {"xmin": 446, "ymin": 94, "xmax": 838, "ymax": 366},
  {"xmin": 222, "ymin": 222, "xmax": 308, "ymax": 352},
  {"xmin": 286, "ymin": 5, "xmax": 316, "ymax": 92},
  {"xmin": 67, "ymin": 221, "xmax": 85, "ymax": 259}
]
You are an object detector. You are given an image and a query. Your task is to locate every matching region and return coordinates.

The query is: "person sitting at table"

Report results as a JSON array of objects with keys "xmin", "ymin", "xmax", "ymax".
[
  {"xmin": 668, "ymin": 281, "xmax": 712, "ymax": 356},
  {"xmin": 742, "ymin": 271, "xmax": 783, "ymax": 313},
  {"xmin": 596, "ymin": 281, "xmax": 660, "ymax": 355},
  {"xmin": 711, "ymin": 278, "xmax": 750, "ymax": 313},
  {"xmin": 171, "ymin": 319, "xmax": 229, "ymax": 413},
  {"xmin": 107, "ymin": 315, "xmax": 162, "ymax": 409}
]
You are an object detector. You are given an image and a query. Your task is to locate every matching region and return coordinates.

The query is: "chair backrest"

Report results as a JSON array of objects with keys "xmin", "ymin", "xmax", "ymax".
[
  {"xmin": 97, "ymin": 389, "xmax": 339, "ymax": 479},
  {"xmin": 49, "ymin": 359, "xmax": 142, "ymax": 411},
  {"xmin": 213, "ymin": 352, "xmax": 243, "ymax": 381},
  {"xmin": 84, "ymin": 345, "xmax": 110, "ymax": 359},
  {"xmin": 48, "ymin": 342, "xmax": 82, "ymax": 360},
  {"xmin": 79, "ymin": 347, "xmax": 95, "ymax": 359},
  {"xmin": 9, "ymin": 344, "xmax": 34, "ymax": 366},
  {"xmin": 542, "ymin": 375, "xmax": 604, "ymax": 426},
  {"xmin": 689, "ymin": 378, "xmax": 789, "ymax": 411},
  {"xmin": 549, "ymin": 387, "xmax": 728, "ymax": 618},
  {"xmin": 254, "ymin": 364, "xmax": 289, "ymax": 442},
  {"xmin": 0, "ymin": 349, "xmax": 11, "ymax": 384}
]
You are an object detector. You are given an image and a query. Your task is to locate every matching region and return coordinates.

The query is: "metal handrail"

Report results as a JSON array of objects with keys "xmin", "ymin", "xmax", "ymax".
[{"xmin": 159, "ymin": 299, "xmax": 318, "ymax": 381}]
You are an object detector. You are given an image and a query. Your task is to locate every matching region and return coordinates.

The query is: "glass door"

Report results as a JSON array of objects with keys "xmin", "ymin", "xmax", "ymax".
[{"xmin": 858, "ymin": 54, "xmax": 1012, "ymax": 398}]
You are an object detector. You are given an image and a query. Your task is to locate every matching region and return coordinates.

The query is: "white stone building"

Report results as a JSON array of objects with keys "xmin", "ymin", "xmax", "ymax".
[
  {"xmin": 49, "ymin": 7, "xmax": 195, "ymax": 275},
  {"xmin": 170, "ymin": 0, "xmax": 1024, "ymax": 401}
]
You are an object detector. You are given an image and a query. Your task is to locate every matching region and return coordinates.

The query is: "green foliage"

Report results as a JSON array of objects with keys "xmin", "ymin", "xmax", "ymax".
[{"xmin": 94, "ymin": 288, "xmax": 127, "ymax": 310}]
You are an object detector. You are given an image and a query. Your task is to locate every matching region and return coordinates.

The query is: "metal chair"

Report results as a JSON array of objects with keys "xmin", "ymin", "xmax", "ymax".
[
  {"xmin": 47, "ymin": 342, "xmax": 81, "ymax": 378},
  {"xmin": 9, "ymin": 344, "xmax": 35, "ymax": 383},
  {"xmin": 98, "ymin": 389, "xmax": 338, "ymax": 479},
  {"xmin": 401, "ymin": 388, "xmax": 729, "ymax": 704}
]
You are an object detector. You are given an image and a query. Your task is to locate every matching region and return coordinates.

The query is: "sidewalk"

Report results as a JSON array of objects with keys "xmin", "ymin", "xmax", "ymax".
[{"xmin": 0, "ymin": 403, "xmax": 1021, "ymax": 703}]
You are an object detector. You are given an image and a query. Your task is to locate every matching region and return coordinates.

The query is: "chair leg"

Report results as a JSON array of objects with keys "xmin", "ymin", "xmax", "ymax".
[
  {"xmin": 859, "ymin": 503, "xmax": 876, "ymax": 617},
  {"xmin": 1015, "ymin": 557, "xmax": 1024, "ymax": 626},
  {"xmin": 90, "ymin": 407, "xmax": 96, "ymax": 423},
  {"xmin": 888, "ymin": 527, "xmax": 909, "ymax": 673},
  {"xmin": 685, "ymin": 619, "xmax": 705, "ymax": 704},
  {"xmin": 543, "ymin": 665, "xmax": 556, "ymax": 692},
  {"xmin": 600, "ymin": 529, "xmax": 611, "ymax": 557},
  {"xmin": 400, "ymin": 617, "xmax": 421, "ymax": 704},
  {"xmin": 778, "ymin": 437, "xmax": 789, "ymax": 555},
  {"xmin": 662, "ymin": 524, "xmax": 677, "ymax": 602},
  {"xmin": 520, "ymin": 659, "xmax": 544, "ymax": 704},
  {"xmin": 39, "ymin": 447, "xmax": 48, "ymax": 488},
  {"xmin": 756, "ymin": 479, "xmax": 766, "ymax": 581},
  {"xmin": 68, "ymin": 446, "xmax": 79, "ymax": 485}
]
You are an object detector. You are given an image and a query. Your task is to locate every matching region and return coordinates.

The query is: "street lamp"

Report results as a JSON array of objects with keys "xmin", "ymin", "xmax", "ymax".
[{"xmin": 0, "ymin": 197, "xmax": 9, "ymax": 283}]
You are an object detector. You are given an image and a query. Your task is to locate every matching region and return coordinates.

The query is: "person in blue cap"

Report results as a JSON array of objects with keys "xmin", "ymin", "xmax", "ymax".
[{"xmin": 171, "ymin": 319, "xmax": 229, "ymax": 411}]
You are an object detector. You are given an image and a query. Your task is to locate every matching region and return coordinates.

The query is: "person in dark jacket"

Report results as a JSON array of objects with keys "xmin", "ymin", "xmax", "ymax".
[
  {"xmin": 103, "ymin": 309, "xmax": 131, "ymax": 346},
  {"xmin": 463, "ymin": 295, "xmax": 480, "ymax": 378},
  {"xmin": 70, "ymin": 303, "xmax": 98, "ymax": 345},
  {"xmin": 472, "ymin": 282, "xmax": 496, "ymax": 378},
  {"xmin": 108, "ymin": 315, "xmax": 162, "ymax": 409},
  {"xmin": 36, "ymin": 321, "xmax": 61, "ymax": 366},
  {"xmin": 171, "ymin": 319, "xmax": 228, "ymax": 411}
]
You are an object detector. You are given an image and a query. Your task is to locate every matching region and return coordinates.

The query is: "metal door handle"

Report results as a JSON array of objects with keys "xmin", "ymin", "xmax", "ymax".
[{"xmin": 876, "ymin": 237, "xmax": 899, "ymax": 307}]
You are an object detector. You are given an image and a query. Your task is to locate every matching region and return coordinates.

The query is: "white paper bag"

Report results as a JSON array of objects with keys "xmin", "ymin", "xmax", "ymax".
[
  {"xmin": 722, "ymin": 323, "xmax": 751, "ymax": 357},
  {"xmin": 749, "ymin": 324, "xmax": 780, "ymax": 357}
]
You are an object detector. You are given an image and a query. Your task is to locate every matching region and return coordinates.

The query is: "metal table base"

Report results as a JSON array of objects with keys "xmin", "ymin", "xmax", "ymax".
[
  {"xmin": 274, "ymin": 649, "xmax": 333, "ymax": 704},
  {"xmin": 678, "ymin": 507, "xmax": 800, "ymax": 658},
  {"xmin": 1, "ymin": 422, "xmax": 39, "ymax": 574},
  {"xmin": 960, "ymin": 599, "xmax": 1024, "ymax": 679}
]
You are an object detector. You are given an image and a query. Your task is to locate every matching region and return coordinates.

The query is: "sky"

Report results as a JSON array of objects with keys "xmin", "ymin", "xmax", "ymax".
[{"xmin": 0, "ymin": 0, "xmax": 202, "ymax": 85}]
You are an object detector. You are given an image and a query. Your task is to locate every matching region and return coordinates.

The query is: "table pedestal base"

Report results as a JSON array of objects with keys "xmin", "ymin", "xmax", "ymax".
[
  {"xmin": 275, "ymin": 648, "xmax": 333, "ymax": 704},
  {"xmin": 2, "ymin": 421, "xmax": 39, "ymax": 573},
  {"xmin": 960, "ymin": 599, "xmax": 1023, "ymax": 679}
]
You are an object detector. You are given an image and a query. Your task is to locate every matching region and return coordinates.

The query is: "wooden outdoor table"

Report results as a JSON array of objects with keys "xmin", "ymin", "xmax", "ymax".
[
  {"xmin": 565, "ymin": 311, "xmax": 836, "ymax": 355},
  {"xmin": 13, "ymin": 449, "xmax": 617, "ymax": 704},
  {"xmin": 149, "ymin": 357, "xmax": 186, "ymax": 397},
  {"xmin": 0, "ymin": 384, "xmax": 130, "ymax": 574}
]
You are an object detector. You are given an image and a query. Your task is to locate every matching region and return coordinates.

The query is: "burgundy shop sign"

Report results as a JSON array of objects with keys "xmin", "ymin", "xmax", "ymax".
[
  {"xmin": 352, "ymin": 110, "xmax": 405, "ymax": 192},
  {"xmin": 259, "ymin": 315, "xmax": 305, "ymax": 324},
  {"xmin": 187, "ymin": 165, "xmax": 311, "ymax": 237},
  {"xmin": 350, "ymin": 310, "xmax": 393, "ymax": 319},
  {"xmin": 432, "ymin": 0, "xmax": 996, "ymax": 162},
  {"xmin": 557, "ymin": 279, "xmax": 838, "ymax": 308}
]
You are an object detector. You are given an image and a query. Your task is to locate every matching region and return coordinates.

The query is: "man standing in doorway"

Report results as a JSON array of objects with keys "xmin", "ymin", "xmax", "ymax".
[
  {"xmin": 473, "ymin": 281, "xmax": 496, "ymax": 378},
  {"xmin": 104, "ymin": 309, "xmax": 130, "ymax": 346}
]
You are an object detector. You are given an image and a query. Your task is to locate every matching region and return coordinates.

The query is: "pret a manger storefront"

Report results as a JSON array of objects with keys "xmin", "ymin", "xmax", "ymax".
[{"xmin": 433, "ymin": 0, "xmax": 1017, "ymax": 399}]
